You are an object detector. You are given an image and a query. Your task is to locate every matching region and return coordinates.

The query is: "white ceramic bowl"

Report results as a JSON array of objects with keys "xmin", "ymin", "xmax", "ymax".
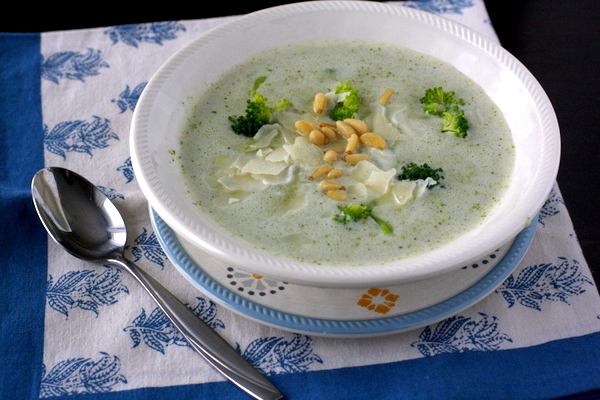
[{"xmin": 130, "ymin": 1, "xmax": 560, "ymax": 288}]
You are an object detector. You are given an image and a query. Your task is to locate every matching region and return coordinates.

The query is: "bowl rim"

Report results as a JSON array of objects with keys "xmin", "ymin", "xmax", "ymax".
[{"xmin": 130, "ymin": 1, "xmax": 560, "ymax": 287}]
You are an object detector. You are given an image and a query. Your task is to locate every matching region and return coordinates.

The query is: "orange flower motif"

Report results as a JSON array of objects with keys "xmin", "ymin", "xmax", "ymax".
[{"xmin": 357, "ymin": 288, "xmax": 400, "ymax": 314}]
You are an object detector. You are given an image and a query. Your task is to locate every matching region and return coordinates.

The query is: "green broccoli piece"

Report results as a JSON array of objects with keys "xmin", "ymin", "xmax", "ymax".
[
  {"xmin": 333, "ymin": 203, "xmax": 393, "ymax": 235},
  {"xmin": 397, "ymin": 162, "xmax": 444, "ymax": 188},
  {"xmin": 229, "ymin": 93, "xmax": 273, "ymax": 137},
  {"xmin": 250, "ymin": 76, "xmax": 267, "ymax": 95},
  {"xmin": 330, "ymin": 80, "xmax": 361, "ymax": 121},
  {"xmin": 229, "ymin": 77, "xmax": 293, "ymax": 137},
  {"xmin": 273, "ymin": 98, "xmax": 294, "ymax": 110},
  {"xmin": 420, "ymin": 87, "xmax": 469, "ymax": 138},
  {"xmin": 420, "ymin": 87, "xmax": 464, "ymax": 116},
  {"xmin": 441, "ymin": 110, "xmax": 469, "ymax": 138}
]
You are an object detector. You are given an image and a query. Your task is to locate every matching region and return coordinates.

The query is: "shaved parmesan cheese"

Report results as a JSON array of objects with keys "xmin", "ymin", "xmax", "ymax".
[
  {"xmin": 218, "ymin": 173, "xmax": 268, "ymax": 192},
  {"xmin": 347, "ymin": 182, "xmax": 368, "ymax": 199},
  {"xmin": 414, "ymin": 177, "xmax": 437, "ymax": 197},
  {"xmin": 249, "ymin": 124, "xmax": 281, "ymax": 149},
  {"xmin": 391, "ymin": 180, "xmax": 416, "ymax": 206},
  {"xmin": 365, "ymin": 168, "xmax": 396, "ymax": 195},
  {"xmin": 367, "ymin": 104, "xmax": 402, "ymax": 141},
  {"xmin": 283, "ymin": 136, "xmax": 323, "ymax": 166},
  {"xmin": 265, "ymin": 147, "xmax": 290, "ymax": 163},
  {"xmin": 349, "ymin": 160, "xmax": 381, "ymax": 182},
  {"xmin": 240, "ymin": 158, "xmax": 288, "ymax": 175}
]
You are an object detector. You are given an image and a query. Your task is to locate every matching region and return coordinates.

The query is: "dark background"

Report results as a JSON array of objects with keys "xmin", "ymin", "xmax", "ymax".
[{"xmin": 4, "ymin": 1, "xmax": 599, "ymax": 282}]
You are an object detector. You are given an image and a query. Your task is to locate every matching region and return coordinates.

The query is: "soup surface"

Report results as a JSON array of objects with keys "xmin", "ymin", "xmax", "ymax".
[{"xmin": 177, "ymin": 39, "xmax": 515, "ymax": 266}]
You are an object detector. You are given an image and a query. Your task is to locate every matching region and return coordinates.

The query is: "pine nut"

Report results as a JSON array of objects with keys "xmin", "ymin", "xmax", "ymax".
[
  {"xmin": 343, "ymin": 118, "xmax": 368, "ymax": 135},
  {"xmin": 324, "ymin": 149, "xmax": 340, "ymax": 162},
  {"xmin": 345, "ymin": 133, "xmax": 359, "ymax": 154},
  {"xmin": 379, "ymin": 88, "xmax": 394, "ymax": 105},
  {"xmin": 295, "ymin": 120, "xmax": 318, "ymax": 135},
  {"xmin": 313, "ymin": 92, "xmax": 326, "ymax": 114},
  {"xmin": 330, "ymin": 146, "xmax": 346, "ymax": 153},
  {"xmin": 319, "ymin": 122, "xmax": 336, "ymax": 129},
  {"xmin": 335, "ymin": 120, "xmax": 356, "ymax": 138},
  {"xmin": 309, "ymin": 164, "xmax": 333, "ymax": 180},
  {"xmin": 343, "ymin": 153, "xmax": 370, "ymax": 164},
  {"xmin": 309, "ymin": 129, "xmax": 328, "ymax": 146},
  {"xmin": 359, "ymin": 132, "xmax": 386, "ymax": 150},
  {"xmin": 325, "ymin": 189, "xmax": 348, "ymax": 202},
  {"xmin": 319, "ymin": 180, "xmax": 345, "ymax": 191},
  {"xmin": 320, "ymin": 126, "xmax": 337, "ymax": 141},
  {"xmin": 327, "ymin": 168, "xmax": 344, "ymax": 179}
]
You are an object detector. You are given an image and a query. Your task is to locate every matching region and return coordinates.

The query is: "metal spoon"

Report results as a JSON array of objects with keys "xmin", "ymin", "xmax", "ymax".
[{"xmin": 31, "ymin": 167, "xmax": 283, "ymax": 400}]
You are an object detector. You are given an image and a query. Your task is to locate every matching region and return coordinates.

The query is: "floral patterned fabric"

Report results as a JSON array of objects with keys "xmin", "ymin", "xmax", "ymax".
[{"xmin": 2, "ymin": 1, "xmax": 600, "ymax": 399}]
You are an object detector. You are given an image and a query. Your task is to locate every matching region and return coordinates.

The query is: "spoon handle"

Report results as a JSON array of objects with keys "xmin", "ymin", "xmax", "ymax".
[{"xmin": 110, "ymin": 255, "xmax": 283, "ymax": 400}]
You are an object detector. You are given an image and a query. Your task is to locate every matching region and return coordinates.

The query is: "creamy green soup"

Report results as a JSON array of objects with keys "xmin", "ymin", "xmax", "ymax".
[{"xmin": 177, "ymin": 39, "xmax": 514, "ymax": 266}]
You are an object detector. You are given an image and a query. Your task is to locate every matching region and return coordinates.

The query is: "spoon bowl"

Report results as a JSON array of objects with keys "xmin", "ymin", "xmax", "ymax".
[
  {"xmin": 32, "ymin": 168, "xmax": 126, "ymax": 261},
  {"xmin": 31, "ymin": 167, "xmax": 282, "ymax": 400}
]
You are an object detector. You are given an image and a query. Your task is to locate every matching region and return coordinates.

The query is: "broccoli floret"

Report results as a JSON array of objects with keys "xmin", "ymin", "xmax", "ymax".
[
  {"xmin": 420, "ymin": 87, "xmax": 469, "ymax": 138},
  {"xmin": 333, "ymin": 203, "xmax": 393, "ymax": 235},
  {"xmin": 397, "ymin": 163, "xmax": 444, "ymax": 188},
  {"xmin": 441, "ymin": 110, "xmax": 469, "ymax": 138},
  {"xmin": 273, "ymin": 98, "xmax": 294, "ymax": 110},
  {"xmin": 229, "ymin": 93, "xmax": 273, "ymax": 137},
  {"xmin": 330, "ymin": 80, "xmax": 361, "ymax": 121},
  {"xmin": 229, "ymin": 77, "xmax": 293, "ymax": 137},
  {"xmin": 420, "ymin": 87, "xmax": 464, "ymax": 116}
]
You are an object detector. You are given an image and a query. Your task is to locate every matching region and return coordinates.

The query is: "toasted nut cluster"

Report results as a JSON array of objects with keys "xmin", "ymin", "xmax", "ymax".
[
  {"xmin": 299, "ymin": 100, "xmax": 390, "ymax": 201},
  {"xmin": 302, "ymin": 117, "xmax": 386, "ymax": 164},
  {"xmin": 335, "ymin": 120, "xmax": 356, "ymax": 139},
  {"xmin": 309, "ymin": 163, "xmax": 348, "ymax": 201},
  {"xmin": 320, "ymin": 126, "xmax": 337, "ymax": 141},
  {"xmin": 295, "ymin": 120, "xmax": 319, "ymax": 136},
  {"xmin": 309, "ymin": 129, "xmax": 328, "ymax": 146},
  {"xmin": 343, "ymin": 118, "xmax": 368, "ymax": 135},
  {"xmin": 309, "ymin": 164, "xmax": 333, "ymax": 180}
]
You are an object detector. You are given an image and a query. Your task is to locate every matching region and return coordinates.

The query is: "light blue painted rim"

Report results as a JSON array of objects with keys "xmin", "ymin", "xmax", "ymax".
[{"xmin": 151, "ymin": 207, "xmax": 538, "ymax": 337}]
